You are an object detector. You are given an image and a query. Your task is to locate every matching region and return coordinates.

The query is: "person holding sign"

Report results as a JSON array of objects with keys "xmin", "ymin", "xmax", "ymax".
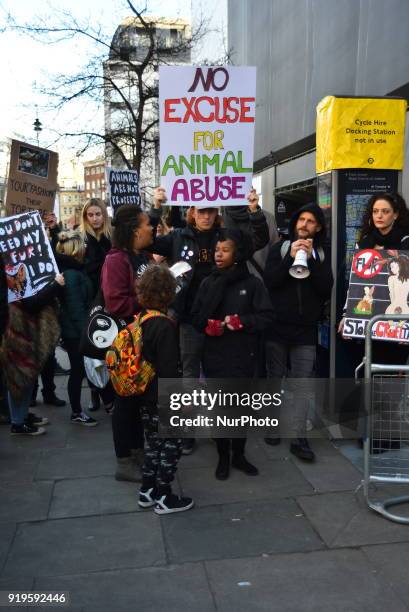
[
  {"xmin": 150, "ymin": 186, "xmax": 269, "ymax": 455},
  {"xmin": 339, "ymin": 193, "xmax": 409, "ymax": 452},
  {"xmin": 1, "ymin": 273, "xmax": 65, "ymax": 435}
]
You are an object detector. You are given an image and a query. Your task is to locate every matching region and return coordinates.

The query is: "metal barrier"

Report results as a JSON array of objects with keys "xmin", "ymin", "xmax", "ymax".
[{"xmin": 363, "ymin": 314, "xmax": 409, "ymax": 524}]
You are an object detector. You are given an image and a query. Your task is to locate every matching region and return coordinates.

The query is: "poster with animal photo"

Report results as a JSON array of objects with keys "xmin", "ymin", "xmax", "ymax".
[
  {"xmin": 5, "ymin": 139, "xmax": 58, "ymax": 219},
  {"xmin": 344, "ymin": 248, "xmax": 409, "ymax": 342},
  {"xmin": 0, "ymin": 211, "xmax": 59, "ymax": 304}
]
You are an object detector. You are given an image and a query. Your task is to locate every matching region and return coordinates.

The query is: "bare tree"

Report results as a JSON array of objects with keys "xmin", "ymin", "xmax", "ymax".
[{"xmin": 4, "ymin": 1, "xmax": 220, "ymax": 198}]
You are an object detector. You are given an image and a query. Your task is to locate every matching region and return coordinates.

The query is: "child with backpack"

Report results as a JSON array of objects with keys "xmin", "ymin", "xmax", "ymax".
[
  {"xmin": 192, "ymin": 229, "xmax": 273, "ymax": 480},
  {"xmin": 106, "ymin": 264, "xmax": 194, "ymax": 514}
]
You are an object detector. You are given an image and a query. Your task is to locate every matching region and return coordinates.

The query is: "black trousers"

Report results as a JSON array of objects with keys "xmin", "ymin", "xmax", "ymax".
[
  {"xmin": 33, "ymin": 352, "xmax": 56, "ymax": 400},
  {"xmin": 64, "ymin": 338, "xmax": 86, "ymax": 414},
  {"xmin": 112, "ymin": 394, "xmax": 144, "ymax": 458},
  {"xmin": 141, "ymin": 404, "xmax": 182, "ymax": 491}
]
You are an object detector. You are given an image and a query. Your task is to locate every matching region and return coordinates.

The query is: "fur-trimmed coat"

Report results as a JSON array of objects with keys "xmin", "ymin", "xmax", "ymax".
[{"xmin": 0, "ymin": 283, "xmax": 61, "ymax": 400}]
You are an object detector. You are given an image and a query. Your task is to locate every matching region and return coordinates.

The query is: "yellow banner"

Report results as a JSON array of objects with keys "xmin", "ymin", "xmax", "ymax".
[{"xmin": 316, "ymin": 96, "xmax": 407, "ymax": 173}]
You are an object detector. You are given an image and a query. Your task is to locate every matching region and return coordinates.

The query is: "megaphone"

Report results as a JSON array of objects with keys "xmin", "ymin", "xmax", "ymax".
[{"xmin": 289, "ymin": 249, "xmax": 310, "ymax": 279}]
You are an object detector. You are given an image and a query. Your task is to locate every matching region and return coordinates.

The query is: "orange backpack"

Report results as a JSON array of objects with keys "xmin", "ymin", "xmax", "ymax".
[{"xmin": 105, "ymin": 310, "xmax": 167, "ymax": 397}]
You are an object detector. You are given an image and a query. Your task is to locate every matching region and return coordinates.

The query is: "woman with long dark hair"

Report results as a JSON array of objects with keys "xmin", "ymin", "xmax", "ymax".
[
  {"xmin": 101, "ymin": 205, "xmax": 154, "ymax": 482},
  {"xmin": 339, "ymin": 192, "xmax": 409, "ymax": 452}
]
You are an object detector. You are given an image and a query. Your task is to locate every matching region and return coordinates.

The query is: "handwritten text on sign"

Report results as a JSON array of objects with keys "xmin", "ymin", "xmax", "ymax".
[{"xmin": 159, "ymin": 66, "xmax": 256, "ymax": 206}]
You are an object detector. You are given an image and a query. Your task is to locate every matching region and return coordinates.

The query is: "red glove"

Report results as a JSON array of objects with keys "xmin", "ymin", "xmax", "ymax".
[
  {"xmin": 205, "ymin": 319, "xmax": 224, "ymax": 336},
  {"xmin": 225, "ymin": 314, "xmax": 244, "ymax": 331}
]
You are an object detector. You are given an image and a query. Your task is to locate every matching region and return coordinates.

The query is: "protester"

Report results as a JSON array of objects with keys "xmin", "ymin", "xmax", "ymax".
[
  {"xmin": 81, "ymin": 198, "xmax": 112, "ymax": 296},
  {"xmin": 150, "ymin": 187, "xmax": 269, "ymax": 454},
  {"xmin": 338, "ymin": 192, "xmax": 409, "ymax": 452},
  {"xmin": 135, "ymin": 265, "xmax": 194, "ymax": 514},
  {"xmin": 0, "ymin": 274, "xmax": 64, "ymax": 435},
  {"xmin": 101, "ymin": 205, "xmax": 154, "ymax": 481},
  {"xmin": 31, "ymin": 211, "xmax": 68, "ymax": 406},
  {"xmin": 56, "ymin": 231, "xmax": 98, "ymax": 426},
  {"xmin": 192, "ymin": 229, "xmax": 273, "ymax": 479},
  {"xmin": 263, "ymin": 204, "xmax": 333, "ymax": 461},
  {"xmin": 80, "ymin": 198, "xmax": 114, "ymax": 412}
]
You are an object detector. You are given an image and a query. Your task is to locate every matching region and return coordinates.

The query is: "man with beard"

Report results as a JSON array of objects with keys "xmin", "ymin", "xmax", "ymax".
[{"xmin": 263, "ymin": 204, "xmax": 333, "ymax": 461}]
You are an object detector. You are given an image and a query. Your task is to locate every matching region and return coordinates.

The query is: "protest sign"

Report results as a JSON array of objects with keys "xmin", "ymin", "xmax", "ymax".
[
  {"xmin": 106, "ymin": 167, "xmax": 140, "ymax": 213},
  {"xmin": 0, "ymin": 211, "xmax": 59, "ymax": 304},
  {"xmin": 5, "ymin": 140, "xmax": 59, "ymax": 219},
  {"xmin": 159, "ymin": 66, "xmax": 256, "ymax": 206},
  {"xmin": 344, "ymin": 248, "xmax": 409, "ymax": 342}
]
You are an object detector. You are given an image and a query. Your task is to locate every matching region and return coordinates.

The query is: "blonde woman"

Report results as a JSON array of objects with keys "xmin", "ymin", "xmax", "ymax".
[
  {"xmin": 56, "ymin": 231, "xmax": 97, "ymax": 426},
  {"xmin": 81, "ymin": 199, "xmax": 112, "ymax": 297}
]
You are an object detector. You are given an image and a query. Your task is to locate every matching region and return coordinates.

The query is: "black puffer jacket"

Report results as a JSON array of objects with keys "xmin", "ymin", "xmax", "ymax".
[
  {"xmin": 148, "ymin": 208, "xmax": 269, "ymax": 321},
  {"xmin": 263, "ymin": 204, "xmax": 333, "ymax": 344},
  {"xmin": 192, "ymin": 270, "xmax": 273, "ymax": 377}
]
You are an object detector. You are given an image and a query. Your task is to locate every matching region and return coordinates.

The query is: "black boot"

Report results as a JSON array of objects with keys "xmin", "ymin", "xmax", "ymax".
[
  {"xmin": 290, "ymin": 438, "xmax": 315, "ymax": 461},
  {"xmin": 215, "ymin": 454, "xmax": 230, "ymax": 480},
  {"xmin": 232, "ymin": 454, "xmax": 258, "ymax": 476}
]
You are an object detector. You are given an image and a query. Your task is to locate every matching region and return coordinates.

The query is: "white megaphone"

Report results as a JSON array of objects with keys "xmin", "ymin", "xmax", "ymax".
[{"xmin": 289, "ymin": 248, "xmax": 310, "ymax": 279}]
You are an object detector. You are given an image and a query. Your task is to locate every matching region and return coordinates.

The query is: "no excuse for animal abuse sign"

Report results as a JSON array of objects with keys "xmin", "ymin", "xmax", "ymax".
[{"xmin": 159, "ymin": 66, "xmax": 256, "ymax": 206}]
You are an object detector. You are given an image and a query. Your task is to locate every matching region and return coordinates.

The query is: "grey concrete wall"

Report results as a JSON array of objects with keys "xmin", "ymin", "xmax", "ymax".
[{"xmin": 228, "ymin": 0, "xmax": 409, "ymax": 162}]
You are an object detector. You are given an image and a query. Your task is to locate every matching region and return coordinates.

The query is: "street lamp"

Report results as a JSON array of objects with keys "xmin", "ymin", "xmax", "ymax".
[{"xmin": 33, "ymin": 107, "xmax": 42, "ymax": 146}]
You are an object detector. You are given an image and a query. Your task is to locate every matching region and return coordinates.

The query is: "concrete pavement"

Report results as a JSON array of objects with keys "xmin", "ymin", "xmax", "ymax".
[{"xmin": 1, "ymin": 371, "xmax": 409, "ymax": 611}]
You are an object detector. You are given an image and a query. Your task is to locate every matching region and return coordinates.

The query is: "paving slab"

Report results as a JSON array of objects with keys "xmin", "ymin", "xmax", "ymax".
[
  {"xmin": 298, "ymin": 489, "xmax": 409, "ymax": 548},
  {"xmin": 161, "ymin": 498, "xmax": 324, "ymax": 564},
  {"xmin": 205, "ymin": 548, "xmax": 408, "ymax": 612},
  {"xmin": 0, "ymin": 481, "xmax": 53, "ymax": 524},
  {"xmin": 0, "ymin": 523, "xmax": 16, "ymax": 574},
  {"xmin": 49, "ymin": 477, "xmax": 139, "ymax": 519},
  {"xmin": 0, "ymin": 448, "xmax": 42, "ymax": 482},
  {"xmin": 177, "ymin": 458, "xmax": 313, "ymax": 506},
  {"xmin": 292, "ymin": 445, "xmax": 362, "ymax": 492},
  {"xmin": 35, "ymin": 448, "xmax": 116, "ymax": 481},
  {"xmin": 2, "ymin": 513, "xmax": 165, "ymax": 578},
  {"xmin": 363, "ymin": 542, "xmax": 409, "ymax": 607},
  {"xmin": 35, "ymin": 563, "xmax": 215, "ymax": 612},
  {"xmin": 0, "ymin": 423, "xmax": 68, "ymax": 452}
]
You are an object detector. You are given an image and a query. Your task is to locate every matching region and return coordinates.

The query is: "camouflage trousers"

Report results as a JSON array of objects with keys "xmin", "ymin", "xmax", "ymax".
[{"xmin": 141, "ymin": 405, "xmax": 182, "ymax": 487}]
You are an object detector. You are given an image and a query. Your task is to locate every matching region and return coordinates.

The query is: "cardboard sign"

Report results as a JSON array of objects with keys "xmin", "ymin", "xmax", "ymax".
[
  {"xmin": 5, "ymin": 140, "xmax": 59, "ymax": 219},
  {"xmin": 316, "ymin": 96, "xmax": 407, "ymax": 173},
  {"xmin": 344, "ymin": 249, "xmax": 409, "ymax": 342},
  {"xmin": 0, "ymin": 211, "xmax": 59, "ymax": 304},
  {"xmin": 159, "ymin": 66, "xmax": 256, "ymax": 206},
  {"xmin": 106, "ymin": 167, "xmax": 140, "ymax": 213}
]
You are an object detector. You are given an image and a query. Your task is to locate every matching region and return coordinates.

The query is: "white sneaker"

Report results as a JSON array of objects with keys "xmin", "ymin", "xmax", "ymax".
[{"xmin": 154, "ymin": 493, "xmax": 194, "ymax": 515}]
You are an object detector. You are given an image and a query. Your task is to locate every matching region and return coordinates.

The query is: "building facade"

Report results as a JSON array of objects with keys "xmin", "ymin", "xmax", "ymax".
[
  {"xmin": 83, "ymin": 157, "xmax": 106, "ymax": 202},
  {"xmin": 103, "ymin": 16, "xmax": 191, "ymax": 205},
  {"xmin": 228, "ymin": 0, "xmax": 409, "ymax": 215},
  {"xmin": 59, "ymin": 188, "xmax": 86, "ymax": 229}
]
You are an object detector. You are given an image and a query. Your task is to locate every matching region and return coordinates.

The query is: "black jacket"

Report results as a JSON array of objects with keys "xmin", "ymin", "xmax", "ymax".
[
  {"xmin": 139, "ymin": 315, "xmax": 179, "ymax": 405},
  {"xmin": 263, "ymin": 204, "xmax": 333, "ymax": 344},
  {"xmin": 148, "ymin": 208, "xmax": 269, "ymax": 320},
  {"xmin": 0, "ymin": 256, "xmax": 8, "ymax": 341},
  {"xmin": 192, "ymin": 271, "xmax": 273, "ymax": 377},
  {"xmin": 84, "ymin": 232, "xmax": 112, "ymax": 297}
]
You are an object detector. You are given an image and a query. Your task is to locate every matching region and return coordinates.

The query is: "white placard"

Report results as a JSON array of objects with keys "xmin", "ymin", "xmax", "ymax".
[{"xmin": 159, "ymin": 66, "xmax": 256, "ymax": 207}]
